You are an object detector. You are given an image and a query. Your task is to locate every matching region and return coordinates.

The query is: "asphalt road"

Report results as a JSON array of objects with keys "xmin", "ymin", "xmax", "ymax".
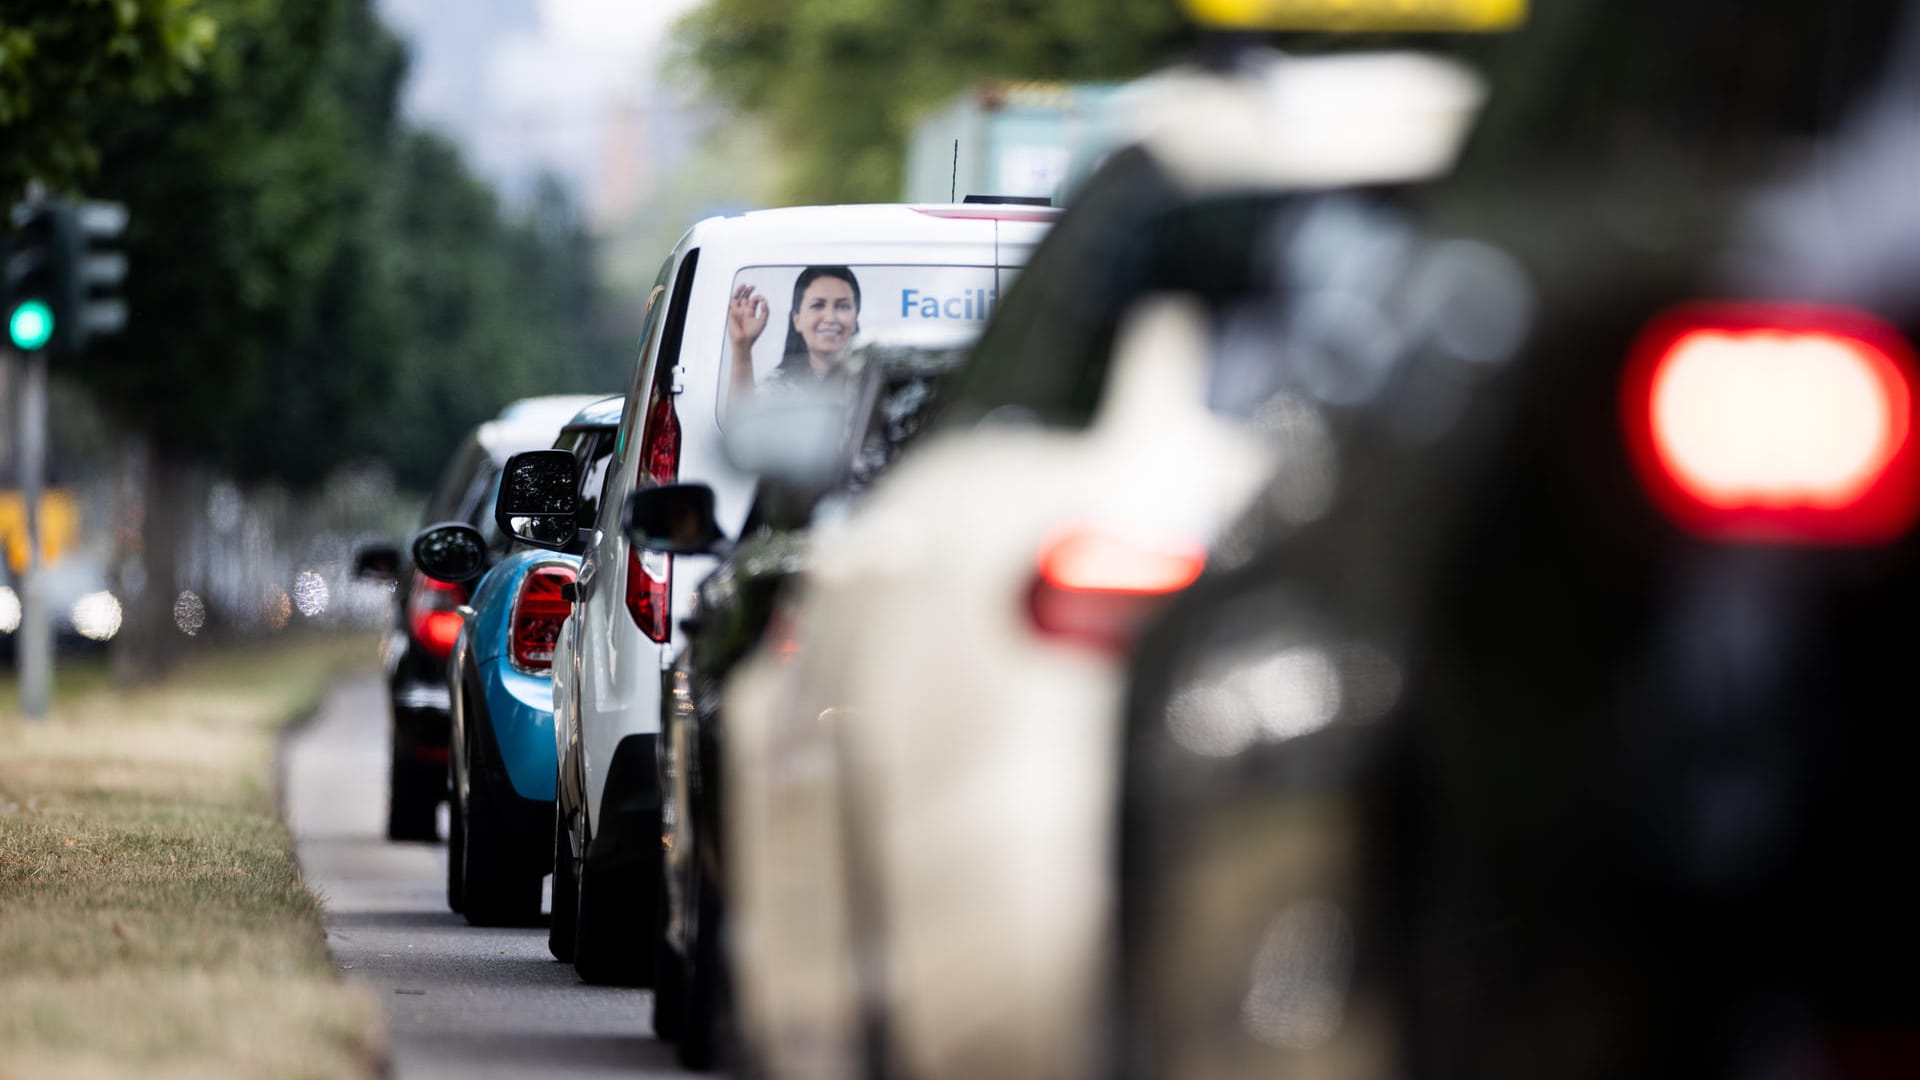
[{"xmin": 285, "ymin": 671, "xmax": 698, "ymax": 1079}]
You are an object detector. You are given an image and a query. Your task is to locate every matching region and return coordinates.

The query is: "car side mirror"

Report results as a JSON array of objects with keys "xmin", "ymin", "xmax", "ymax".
[
  {"xmin": 352, "ymin": 542, "xmax": 401, "ymax": 584},
  {"xmin": 411, "ymin": 522, "xmax": 488, "ymax": 584},
  {"xmin": 497, "ymin": 449, "xmax": 580, "ymax": 550},
  {"xmin": 623, "ymin": 484, "xmax": 731, "ymax": 557}
]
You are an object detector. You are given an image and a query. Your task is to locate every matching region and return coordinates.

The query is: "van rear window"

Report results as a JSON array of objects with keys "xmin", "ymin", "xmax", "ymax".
[{"xmin": 716, "ymin": 263, "xmax": 1013, "ymax": 419}]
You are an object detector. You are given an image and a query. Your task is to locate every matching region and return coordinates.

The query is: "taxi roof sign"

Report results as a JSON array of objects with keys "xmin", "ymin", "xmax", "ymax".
[{"xmin": 1181, "ymin": 0, "xmax": 1525, "ymax": 32}]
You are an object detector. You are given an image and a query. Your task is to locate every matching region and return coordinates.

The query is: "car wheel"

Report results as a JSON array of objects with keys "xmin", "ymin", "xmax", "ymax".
[
  {"xmin": 460, "ymin": 724, "xmax": 544, "ymax": 928},
  {"xmin": 652, "ymin": 865, "xmax": 687, "ymax": 1042},
  {"xmin": 677, "ymin": 877, "xmax": 730, "ymax": 1071},
  {"xmin": 571, "ymin": 822, "xmax": 659, "ymax": 986},
  {"xmin": 386, "ymin": 735, "xmax": 440, "ymax": 842},
  {"xmin": 548, "ymin": 808, "xmax": 578, "ymax": 962},
  {"xmin": 446, "ymin": 772, "xmax": 467, "ymax": 913}
]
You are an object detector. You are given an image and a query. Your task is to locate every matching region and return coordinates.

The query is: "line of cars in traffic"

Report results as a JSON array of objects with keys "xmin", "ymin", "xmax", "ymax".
[{"xmin": 359, "ymin": 0, "xmax": 1920, "ymax": 1074}]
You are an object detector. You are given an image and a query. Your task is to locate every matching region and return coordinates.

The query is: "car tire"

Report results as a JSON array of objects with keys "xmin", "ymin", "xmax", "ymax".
[
  {"xmin": 571, "ymin": 825, "xmax": 658, "ymax": 986},
  {"xmin": 446, "ymin": 775, "xmax": 467, "ymax": 913},
  {"xmin": 677, "ymin": 879, "xmax": 730, "ymax": 1071},
  {"xmin": 386, "ymin": 738, "xmax": 440, "ymax": 843},
  {"xmin": 548, "ymin": 809, "xmax": 578, "ymax": 962},
  {"xmin": 460, "ymin": 723, "xmax": 545, "ymax": 928},
  {"xmin": 652, "ymin": 867, "xmax": 688, "ymax": 1042}
]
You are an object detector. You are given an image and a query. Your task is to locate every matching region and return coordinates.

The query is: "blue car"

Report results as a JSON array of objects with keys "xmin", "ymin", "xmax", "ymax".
[{"xmin": 442, "ymin": 395, "xmax": 621, "ymax": 926}]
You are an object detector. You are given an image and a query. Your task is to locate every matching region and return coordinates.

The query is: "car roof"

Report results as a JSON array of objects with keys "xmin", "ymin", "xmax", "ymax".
[
  {"xmin": 681, "ymin": 202, "xmax": 1059, "ymax": 250},
  {"xmin": 474, "ymin": 416, "xmax": 580, "ymax": 463},
  {"xmin": 562, "ymin": 394, "xmax": 625, "ymax": 431},
  {"xmin": 494, "ymin": 393, "xmax": 607, "ymax": 427}
]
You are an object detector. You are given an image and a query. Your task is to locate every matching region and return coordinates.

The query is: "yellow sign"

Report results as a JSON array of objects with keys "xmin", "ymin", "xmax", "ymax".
[
  {"xmin": 0, "ymin": 490, "xmax": 82, "ymax": 574},
  {"xmin": 1182, "ymin": 0, "xmax": 1525, "ymax": 31}
]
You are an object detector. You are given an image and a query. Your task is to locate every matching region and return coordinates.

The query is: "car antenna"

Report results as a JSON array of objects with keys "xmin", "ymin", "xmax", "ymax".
[{"xmin": 950, "ymin": 139, "xmax": 958, "ymax": 203}]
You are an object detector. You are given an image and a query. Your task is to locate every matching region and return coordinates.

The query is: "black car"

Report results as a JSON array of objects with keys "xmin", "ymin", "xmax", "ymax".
[
  {"xmin": 1119, "ymin": 3, "xmax": 1920, "ymax": 1077},
  {"xmin": 627, "ymin": 345, "xmax": 967, "ymax": 1070},
  {"xmin": 356, "ymin": 395, "xmax": 602, "ymax": 841}
]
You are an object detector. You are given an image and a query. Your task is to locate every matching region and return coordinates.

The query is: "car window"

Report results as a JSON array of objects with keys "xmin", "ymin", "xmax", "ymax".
[
  {"xmin": 421, "ymin": 437, "xmax": 483, "ymax": 525},
  {"xmin": 716, "ymin": 263, "xmax": 1004, "ymax": 419},
  {"xmin": 575, "ymin": 430, "xmax": 617, "ymax": 524},
  {"xmin": 472, "ymin": 466, "xmax": 511, "ymax": 555},
  {"xmin": 845, "ymin": 346, "xmax": 970, "ymax": 492},
  {"xmin": 454, "ymin": 459, "xmax": 502, "ymax": 529},
  {"xmin": 941, "ymin": 145, "xmax": 1185, "ymax": 429},
  {"xmin": 945, "ymin": 145, "xmax": 1298, "ymax": 429}
]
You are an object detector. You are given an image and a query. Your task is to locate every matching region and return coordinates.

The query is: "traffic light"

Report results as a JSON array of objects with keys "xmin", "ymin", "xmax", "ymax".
[
  {"xmin": 67, "ymin": 200, "xmax": 130, "ymax": 352},
  {"xmin": 4, "ymin": 203, "xmax": 61, "ymax": 352},
  {"xmin": 3, "ymin": 198, "xmax": 128, "ymax": 355}
]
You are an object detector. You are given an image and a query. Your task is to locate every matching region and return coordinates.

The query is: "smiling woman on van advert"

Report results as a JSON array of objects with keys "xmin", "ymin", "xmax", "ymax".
[{"xmin": 728, "ymin": 265, "xmax": 863, "ymax": 396}]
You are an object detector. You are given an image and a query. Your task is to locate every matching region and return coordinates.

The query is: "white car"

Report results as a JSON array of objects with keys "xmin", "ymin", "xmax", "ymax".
[
  {"xmin": 722, "ymin": 50, "xmax": 1489, "ymax": 1079},
  {"xmin": 544, "ymin": 202, "xmax": 1055, "ymax": 988}
]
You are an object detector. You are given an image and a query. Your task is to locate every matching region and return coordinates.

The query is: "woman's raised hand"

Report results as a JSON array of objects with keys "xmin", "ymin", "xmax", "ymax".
[{"xmin": 728, "ymin": 285, "xmax": 770, "ymax": 350}]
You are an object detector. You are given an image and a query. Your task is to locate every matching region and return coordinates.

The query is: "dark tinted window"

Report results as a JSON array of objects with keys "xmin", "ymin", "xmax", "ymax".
[
  {"xmin": 574, "ymin": 430, "xmax": 617, "ymax": 523},
  {"xmin": 944, "ymin": 147, "xmax": 1297, "ymax": 429},
  {"xmin": 421, "ymin": 437, "xmax": 484, "ymax": 525}
]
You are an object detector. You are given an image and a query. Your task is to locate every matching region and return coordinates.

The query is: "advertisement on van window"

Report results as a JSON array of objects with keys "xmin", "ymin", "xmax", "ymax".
[{"xmin": 719, "ymin": 264, "xmax": 1009, "ymax": 412}]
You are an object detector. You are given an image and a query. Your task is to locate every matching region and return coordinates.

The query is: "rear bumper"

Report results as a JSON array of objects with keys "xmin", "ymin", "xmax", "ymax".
[{"xmin": 391, "ymin": 681, "xmax": 451, "ymax": 765}]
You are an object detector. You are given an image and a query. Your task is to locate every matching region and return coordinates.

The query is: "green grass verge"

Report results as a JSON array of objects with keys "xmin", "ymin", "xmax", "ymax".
[{"xmin": 0, "ymin": 633, "xmax": 386, "ymax": 1080}]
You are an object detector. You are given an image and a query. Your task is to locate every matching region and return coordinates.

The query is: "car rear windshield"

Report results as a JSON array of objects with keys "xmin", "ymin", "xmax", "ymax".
[{"xmin": 716, "ymin": 263, "xmax": 1017, "ymax": 421}]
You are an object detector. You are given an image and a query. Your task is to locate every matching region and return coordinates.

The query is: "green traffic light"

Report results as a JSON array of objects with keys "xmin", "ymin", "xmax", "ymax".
[{"xmin": 8, "ymin": 300, "xmax": 55, "ymax": 351}]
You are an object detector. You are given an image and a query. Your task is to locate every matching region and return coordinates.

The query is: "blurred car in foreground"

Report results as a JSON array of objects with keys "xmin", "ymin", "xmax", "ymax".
[
  {"xmin": 714, "ymin": 46, "xmax": 1490, "ymax": 1076},
  {"xmin": 1119, "ymin": 2, "xmax": 1920, "ymax": 1076},
  {"xmin": 355, "ymin": 393, "xmax": 601, "ymax": 841},
  {"xmin": 412, "ymin": 395, "xmax": 620, "ymax": 926},
  {"xmin": 538, "ymin": 202, "xmax": 1053, "ymax": 989},
  {"xmin": 628, "ymin": 344, "xmax": 968, "ymax": 1070}
]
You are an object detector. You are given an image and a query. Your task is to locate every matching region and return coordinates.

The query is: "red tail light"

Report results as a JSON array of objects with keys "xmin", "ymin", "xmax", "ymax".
[
  {"xmin": 1623, "ymin": 304, "xmax": 1920, "ymax": 545},
  {"xmin": 408, "ymin": 575, "xmax": 468, "ymax": 660},
  {"xmin": 627, "ymin": 386, "xmax": 680, "ymax": 642},
  {"xmin": 764, "ymin": 605, "xmax": 802, "ymax": 664},
  {"xmin": 510, "ymin": 564, "xmax": 577, "ymax": 672},
  {"xmin": 1027, "ymin": 526, "xmax": 1207, "ymax": 653}
]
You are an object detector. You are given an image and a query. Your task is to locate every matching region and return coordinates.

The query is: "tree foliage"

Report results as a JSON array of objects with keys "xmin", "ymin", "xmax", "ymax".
[
  {"xmin": 0, "ymin": 0, "xmax": 219, "ymax": 204},
  {"xmin": 65, "ymin": 0, "xmax": 624, "ymax": 490},
  {"xmin": 674, "ymin": 0, "xmax": 1191, "ymax": 204}
]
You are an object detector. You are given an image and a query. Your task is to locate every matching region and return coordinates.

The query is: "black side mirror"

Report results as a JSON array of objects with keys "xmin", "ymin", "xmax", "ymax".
[
  {"xmin": 497, "ymin": 450, "xmax": 580, "ymax": 550},
  {"xmin": 411, "ymin": 522, "xmax": 489, "ymax": 584},
  {"xmin": 352, "ymin": 542, "xmax": 402, "ymax": 584},
  {"xmin": 623, "ymin": 484, "xmax": 730, "ymax": 557}
]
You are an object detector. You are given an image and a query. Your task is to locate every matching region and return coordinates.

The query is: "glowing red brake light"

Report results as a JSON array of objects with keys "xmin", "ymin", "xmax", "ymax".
[
  {"xmin": 627, "ymin": 386, "xmax": 679, "ymax": 642},
  {"xmin": 1624, "ymin": 304, "xmax": 1920, "ymax": 545},
  {"xmin": 1028, "ymin": 526, "xmax": 1206, "ymax": 653},
  {"xmin": 408, "ymin": 575, "xmax": 468, "ymax": 660},
  {"xmin": 510, "ymin": 564, "xmax": 576, "ymax": 672}
]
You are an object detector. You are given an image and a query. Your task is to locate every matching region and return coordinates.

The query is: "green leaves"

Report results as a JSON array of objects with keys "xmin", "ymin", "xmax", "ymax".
[
  {"xmin": 0, "ymin": 0, "xmax": 218, "ymax": 202},
  {"xmin": 674, "ymin": 0, "xmax": 1189, "ymax": 204},
  {"xmin": 61, "ymin": 0, "xmax": 623, "ymax": 489}
]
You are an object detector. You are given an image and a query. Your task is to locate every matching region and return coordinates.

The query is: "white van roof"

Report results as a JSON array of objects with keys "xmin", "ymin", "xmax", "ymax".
[{"xmin": 680, "ymin": 202, "xmax": 1057, "ymax": 255}]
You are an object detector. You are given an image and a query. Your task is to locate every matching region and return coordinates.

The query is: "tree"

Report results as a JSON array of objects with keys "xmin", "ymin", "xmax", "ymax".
[
  {"xmin": 0, "ymin": 0, "xmax": 218, "ymax": 204},
  {"xmin": 673, "ymin": 0, "xmax": 1190, "ymax": 204}
]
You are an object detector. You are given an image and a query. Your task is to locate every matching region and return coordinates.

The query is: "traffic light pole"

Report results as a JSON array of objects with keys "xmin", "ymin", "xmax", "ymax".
[{"xmin": 10, "ymin": 345, "xmax": 50, "ymax": 717}]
